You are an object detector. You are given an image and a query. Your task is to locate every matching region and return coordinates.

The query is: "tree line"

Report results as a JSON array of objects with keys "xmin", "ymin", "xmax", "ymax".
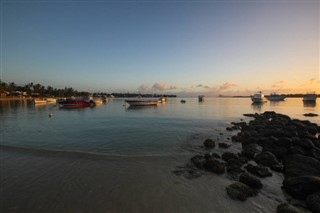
[{"xmin": 0, "ymin": 81, "xmax": 90, "ymax": 97}]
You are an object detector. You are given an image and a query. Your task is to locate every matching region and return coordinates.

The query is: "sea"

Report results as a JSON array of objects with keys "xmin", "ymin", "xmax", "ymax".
[{"xmin": 1, "ymin": 97, "xmax": 319, "ymax": 212}]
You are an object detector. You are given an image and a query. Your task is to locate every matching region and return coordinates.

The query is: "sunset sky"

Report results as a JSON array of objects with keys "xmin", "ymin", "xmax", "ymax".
[{"xmin": 1, "ymin": 0, "xmax": 319, "ymax": 96}]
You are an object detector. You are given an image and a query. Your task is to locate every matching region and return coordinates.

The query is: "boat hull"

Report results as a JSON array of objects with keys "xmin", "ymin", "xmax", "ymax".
[
  {"xmin": 125, "ymin": 100, "xmax": 158, "ymax": 106},
  {"xmin": 59, "ymin": 100, "xmax": 93, "ymax": 108},
  {"xmin": 303, "ymin": 94, "xmax": 317, "ymax": 102},
  {"xmin": 266, "ymin": 95, "xmax": 286, "ymax": 101}
]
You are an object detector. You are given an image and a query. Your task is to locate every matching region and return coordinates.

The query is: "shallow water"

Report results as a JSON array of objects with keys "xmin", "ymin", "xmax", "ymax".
[{"xmin": 0, "ymin": 97, "xmax": 319, "ymax": 212}]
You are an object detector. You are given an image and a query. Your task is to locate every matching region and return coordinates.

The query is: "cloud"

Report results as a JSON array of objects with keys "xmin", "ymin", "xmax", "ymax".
[
  {"xmin": 219, "ymin": 82, "xmax": 237, "ymax": 90},
  {"xmin": 138, "ymin": 83, "xmax": 177, "ymax": 92},
  {"xmin": 152, "ymin": 83, "xmax": 177, "ymax": 91},
  {"xmin": 196, "ymin": 84, "xmax": 210, "ymax": 89},
  {"xmin": 138, "ymin": 84, "xmax": 151, "ymax": 92}
]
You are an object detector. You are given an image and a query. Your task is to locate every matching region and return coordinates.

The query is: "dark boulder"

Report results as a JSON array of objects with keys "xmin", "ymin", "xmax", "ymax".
[
  {"xmin": 303, "ymin": 113, "xmax": 318, "ymax": 117},
  {"xmin": 283, "ymin": 176, "xmax": 320, "ymax": 200},
  {"xmin": 204, "ymin": 159, "xmax": 225, "ymax": 174},
  {"xmin": 203, "ymin": 139, "xmax": 215, "ymax": 148},
  {"xmin": 222, "ymin": 152, "xmax": 239, "ymax": 162},
  {"xmin": 226, "ymin": 158, "xmax": 244, "ymax": 176},
  {"xmin": 277, "ymin": 137, "xmax": 293, "ymax": 148},
  {"xmin": 242, "ymin": 143, "xmax": 262, "ymax": 159},
  {"xmin": 254, "ymin": 151, "xmax": 280, "ymax": 167},
  {"xmin": 283, "ymin": 154, "xmax": 320, "ymax": 178},
  {"xmin": 218, "ymin": 143, "xmax": 231, "ymax": 149},
  {"xmin": 245, "ymin": 163, "xmax": 272, "ymax": 177},
  {"xmin": 276, "ymin": 202, "xmax": 305, "ymax": 213},
  {"xmin": 211, "ymin": 153, "xmax": 221, "ymax": 159},
  {"xmin": 239, "ymin": 173, "xmax": 263, "ymax": 189},
  {"xmin": 292, "ymin": 138, "xmax": 316, "ymax": 150},
  {"xmin": 306, "ymin": 192, "xmax": 320, "ymax": 213},
  {"xmin": 191, "ymin": 155, "xmax": 205, "ymax": 169},
  {"xmin": 226, "ymin": 182, "xmax": 257, "ymax": 201}
]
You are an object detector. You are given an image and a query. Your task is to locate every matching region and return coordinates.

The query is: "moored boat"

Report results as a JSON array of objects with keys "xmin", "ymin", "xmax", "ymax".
[
  {"xmin": 251, "ymin": 91, "xmax": 267, "ymax": 103},
  {"xmin": 266, "ymin": 93, "xmax": 286, "ymax": 101},
  {"xmin": 303, "ymin": 92, "xmax": 317, "ymax": 102},
  {"xmin": 198, "ymin": 95, "xmax": 205, "ymax": 102},
  {"xmin": 33, "ymin": 98, "xmax": 47, "ymax": 104},
  {"xmin": 125, "ymin": 99, "xmax": 158, "ymax": 106},
  {"xmin": 58, "ymin": 99, "xmax": 95, "ymax": 108},
  {"xmin": 46, "ymin": 98, "xmax": 57, "ymax": 103}
]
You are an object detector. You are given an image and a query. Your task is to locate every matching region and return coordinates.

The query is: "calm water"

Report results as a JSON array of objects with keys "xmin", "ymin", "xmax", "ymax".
[
  {"xmin": 1, "ymin": 97, "xmax": 319, "ymax": 212},
  {"xmin": 1, "ymin": 97, "xmax": 319, "ymax": 155}
]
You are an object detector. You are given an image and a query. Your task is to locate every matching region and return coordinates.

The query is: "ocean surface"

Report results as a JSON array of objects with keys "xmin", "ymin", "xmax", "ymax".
[{"xmin": 1, "ymin": 97, "xmax": 319, "ymax": 212}]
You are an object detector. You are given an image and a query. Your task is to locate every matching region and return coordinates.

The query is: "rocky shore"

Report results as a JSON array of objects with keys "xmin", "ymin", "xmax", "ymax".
[{"xmin": 187, "ymin": 111, "xmax": 320, "ymax": 213}]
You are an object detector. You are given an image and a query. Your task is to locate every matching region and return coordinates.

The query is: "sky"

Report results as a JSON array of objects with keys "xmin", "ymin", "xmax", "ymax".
[{"xmin": 1, "ymin": 0, "xmax": 319, "ymax": 96}]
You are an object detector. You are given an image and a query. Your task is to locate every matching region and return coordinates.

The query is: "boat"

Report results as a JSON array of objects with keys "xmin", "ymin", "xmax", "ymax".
[
  {"xmin": 180, "ymin": 100, "xmax": 186, "ymax": 103},
  {"xmin": 158, "ymin": 97, "xmax": 167, "ymax": 103},
  {"xmin": 303, "ymin": 92, "xmax": 317, "ymax": 102},
  {"xmin": 58, "ymin": 99, "xmax": 95, "ymax": 108},
  {"xmin": 33, "ymin": 98, "xmax": 47, "ymax": 104},
  {"xmin": 93, "ymin": 98, "xmax": 103, "ymax": 105},
  {"xmin": 266, "ymin": 93, "xmax": 286, "ymax": 101},
  {"xmin": 198, "ymin": 95, "xmax": 205, "ymax": 102},
  {"xmin": 125, "ymin": 99, "xmax": 158, "ymax": 106},
  {"xmin": 46, "ymin": 98, "xmax": 57, "ymax": 103},
  {"xmin": 251, "ymin": 91, "xmax": 267, "ymax": 103}
]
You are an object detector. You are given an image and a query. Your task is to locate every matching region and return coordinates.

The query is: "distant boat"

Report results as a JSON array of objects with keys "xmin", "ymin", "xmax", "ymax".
[
  {"xmin": 303, "ymin": 92, "xmax": 317, "ymax": 102},
  {"xmin": 266, "ymin": 93, "xmax": 286, "ymax": 101},
  {"xmin": 198, "ymin": 95, "xmax": 205, "ymax": 102},
  {"xmin": 33, "ymin": 98, "xmax": 47, "ymax": 104},
  {"xmin": 125, "ymin": 99, "xmax": 158, "ymax": 106},
  {"xmin": 158, "ymin": 97, "xmax": 167, "ymax": 103},
  {"xmin": 251, "ymin": 91, "xmax": 267, "ymax": 103},
  {"xmin": 180, "ymin": 100, "xmax": 186, "ymax": 103},
  {"xmin": 58, "ymin": 99, "xmax": 95, "ymax": 108}
]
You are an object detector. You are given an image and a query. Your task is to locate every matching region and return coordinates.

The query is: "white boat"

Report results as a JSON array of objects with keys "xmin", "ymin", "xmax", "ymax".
[
  {"xmin": 46, "ymin": 98, "xmax": 57, "ymax": 103},
  {"xmin": 33, "ymin": 98, "xmax": 47, "ymax": 104},
  {"xmin": 125, "ymin": 99, "xmax": 158, "ymax": 106},
  {"xmin": 266, "ymin": 93, "xmax": 286, "ymax": 101},
  {"xmin": 158, "ymin": 97, "xmax": 167, "ymax": 103},
  {"xmin": 303, "ymin": 93, "xmax": 317, "ymax": 102},
  {"xmin": 198, "ymin": 95, "xmax": 205, "ymax": 102},
  {"xmin": 251, "ymin": 92, "xmax": 267, "ymax": 103},
  {"xmin": 93, "ymin": 98, "xmax": 103, "ymax": 105}
]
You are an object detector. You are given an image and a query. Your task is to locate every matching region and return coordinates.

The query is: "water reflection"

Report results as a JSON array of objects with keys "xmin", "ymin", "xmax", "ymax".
[
  {"xmin": 303, "ymin": 102, "xmax": 317, "ymax": 108},
  {"xmin": 251, "ymin": 103, "xmax": 264, "ymax": 111}
]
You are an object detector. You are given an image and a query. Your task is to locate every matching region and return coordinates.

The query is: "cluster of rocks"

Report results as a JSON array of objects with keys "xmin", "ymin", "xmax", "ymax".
[{"xmin": 190, "ymin": 111, "xmax": 320, "ymax": 213}]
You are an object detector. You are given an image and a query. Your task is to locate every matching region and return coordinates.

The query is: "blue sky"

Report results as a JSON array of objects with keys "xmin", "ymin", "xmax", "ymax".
[{"xmin": 1, "ymin": 0, "xmax": 319, "ymax": 95}]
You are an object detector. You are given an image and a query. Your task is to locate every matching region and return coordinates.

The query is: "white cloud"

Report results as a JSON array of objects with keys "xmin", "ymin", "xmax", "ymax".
[{"xmin": 219, "ymin": 82, "xmax": 237, "ymax": 90}]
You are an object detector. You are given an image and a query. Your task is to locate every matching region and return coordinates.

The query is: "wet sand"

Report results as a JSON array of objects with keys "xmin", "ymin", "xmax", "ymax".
[{"xmin": 0, "ymin": 145, "xmax": 282, "ymax": 213}]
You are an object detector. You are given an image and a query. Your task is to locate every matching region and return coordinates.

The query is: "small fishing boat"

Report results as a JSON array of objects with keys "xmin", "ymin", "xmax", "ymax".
[
  {"xmin": 46, "ymin": 98, "xmax": 57, "ymax": 103},
  {"xmin": 180, "ymin": 100, "xmax": 186, "ymax": 103},
  {"xmin": 125, "ymin": 99, "xmax": 158, "ymax": 107},
  {"xmin": 58, "ymin": 99, "xmax": 95, "ymax": 108},
  {"xmin": 266, "ymin": 93, "xmax": 286, "ymax": 101},
  {"xmin": 198, "ymin": 95, "xmax": 205, "ymax": 102},
  {"xmin": 33, "ymin": 98, "xmax": 47, "ymax": 104},
  {"xmin": 303, "ymin": 92, "xmax": 317, "ymax": 102},
  {"xmin": 251, "ymin": 91, "xmax": 267, "ymax": 103}
]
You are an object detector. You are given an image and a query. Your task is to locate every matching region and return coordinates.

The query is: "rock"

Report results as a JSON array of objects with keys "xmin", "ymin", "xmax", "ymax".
[
  {"xmin": 204, "ymin": 159, "xmax": 225, "ymax": 174},
  {"xmin": 211, "ymin": 153, "xmax": 221, "ymax": 159},
  {"xmin": 245, "ymin": 163, "xmax": 272, "ymax": 177},
  {"xmin": 306, "ymin": 192, "xmax": 320, "ymax": 213},
  {"xmin": 222, "ymin": 152, "xmax": 239, "ymax": 162},
  {"xmin": 303, "ymin": 113, "xmax": 318, "ymax": 117},
  {"xmin": 191, "ymin": 155, "xmax": 205, "ymax": 169},
  {"xmin": 204, "ymin": 139, "xmax": 215, "ymax": 148},
  {"xmin": 277, "ymin": 137, "xmax": 293, "ymax": 147},
  {"xmin": 243, "ymin": 113, "xmax": 256, "ymax": 117},
  {"xmin": 226, "ymin": 182, "xmax": 257, "ymax": 201},
  {"xmin": 254, "ymin": 151, "xmax": 280, "ymax": 167},
  {"xmin": 231, "ymin": 135, "xmax": 243, "ymax": 142},
  {"xmin": 239, "ymin": 173, "xmax": 263, "ymax": 189},
  {"xmin": 277, "ymin": 202, "xmax": 304, "ymax": 213},
  {"xmin": 284, "ymin": 154, "xmax": 320, "ymax": 178},
  {"xmin": 292, "ymin": 138, "xmax": 316, "ymax": 150},
  {"xmin": 283, "ymin": 176, "xmax": 320, "ymax": 200},
  {"xmin": 218, "ymin": 143, "xmax": 231, "ymax": 149},
  {"xmin": 204, "ymin": 153, "xmax": 212, "ymax": 160},
  {"xmin": 242, "ymin": 143, "xmax": 262, "ymax": 159},
  {"xmin": 270, "ymin": 164, "xmax": 284, "ymax": 172},
  {"xmin": 226, "ymin": 158, "xmax": 244, "ymax": 176}
]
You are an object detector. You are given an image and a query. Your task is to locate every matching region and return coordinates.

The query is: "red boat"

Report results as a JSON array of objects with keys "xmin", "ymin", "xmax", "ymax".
[{"xmin": 58, "ymin": 99, "xmax": 95, "ymax": 108}]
